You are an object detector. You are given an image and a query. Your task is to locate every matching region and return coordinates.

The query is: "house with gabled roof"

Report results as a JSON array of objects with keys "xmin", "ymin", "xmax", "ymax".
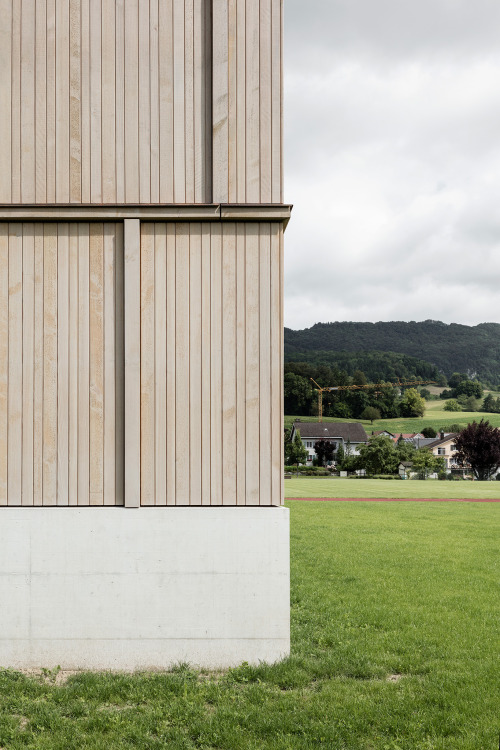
[{"xmin": 290, "ymin": 421, "xmax": 368, "ymax": 464}]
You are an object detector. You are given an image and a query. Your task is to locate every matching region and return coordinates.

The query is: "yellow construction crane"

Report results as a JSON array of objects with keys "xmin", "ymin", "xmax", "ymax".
[{"xmin": 310, "ymin": 378, "xmax": 437, "ymax": 422}]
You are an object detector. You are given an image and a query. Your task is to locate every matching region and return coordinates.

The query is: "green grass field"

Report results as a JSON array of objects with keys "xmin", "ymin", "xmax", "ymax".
[
  {"xmin": 1, "ymin": 502, "xmax": 500, "ymax": 748},
  {"xmin": 285, "ymin": 401, "xmax": 500, "ymax": 435},
  {"xmin": 285, "ymin": 477, "xmax": 500, "ymax": 499}
]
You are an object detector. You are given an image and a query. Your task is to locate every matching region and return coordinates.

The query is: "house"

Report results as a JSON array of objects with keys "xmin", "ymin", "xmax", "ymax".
[
  {"xmin": 425, "ymin": 433, "xmax": 461, "ymax": 470},
  {"xmin": 290, "ymin": 421, "xmax": 368, "ymax": 464},
  {"xmin": 373, "ymin": 431, "xmax": 424, "ymax": 445}
]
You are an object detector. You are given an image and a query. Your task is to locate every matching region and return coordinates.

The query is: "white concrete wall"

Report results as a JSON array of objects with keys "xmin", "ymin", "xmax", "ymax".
[{"xmin": 0, "ymin": 507, "xmax": 290, "ymax": 670}]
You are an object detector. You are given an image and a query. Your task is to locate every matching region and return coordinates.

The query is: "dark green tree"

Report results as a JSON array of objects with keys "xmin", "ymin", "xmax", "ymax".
[
  {"xmin": 399, "ymin": 388, "xmax": 425, "ymax": 417},
  {"xmin": 358, "ymin": 436, "xmax": 399, "ymax": 475},
  {"xmin": 421, "ymin": 426, "xmax": 437, "ymax": 438},
  {"xmin": 313, "ymin": 440, "xmax": 335, "ymax": 467},
  {"xmin": 285, "ymin": 430, "xmax": 308, "ymax": 469},
  {"xmin": 361, "ymin": 406, "xmax": 381, "ymax": 424},
  {"xmin": 454, "ymin": 420, "xmax": 500, "ymax": 480}
]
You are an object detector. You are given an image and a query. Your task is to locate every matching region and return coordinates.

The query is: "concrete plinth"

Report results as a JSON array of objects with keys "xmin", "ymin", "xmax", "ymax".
[{"xmin": 0, "ymin": 507, "xmax": 290, "ymax": 670}]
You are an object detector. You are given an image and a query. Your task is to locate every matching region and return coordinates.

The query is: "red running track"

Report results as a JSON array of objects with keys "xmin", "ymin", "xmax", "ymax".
[{"xmin": 288, "ymin": 497, "xmax": 500, "ymax": 503}]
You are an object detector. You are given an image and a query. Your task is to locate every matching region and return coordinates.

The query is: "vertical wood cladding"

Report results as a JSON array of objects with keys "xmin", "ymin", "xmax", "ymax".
[
  {"xmin": 0, "ymin": 0, "xmax": 212, "ymax": 204},
  {"xmin": 0, "ymin": 223, "xmax": 124, "ymax": 506},
  {"xmin": 138, "ymin": 222, "xmax": 284, "ymax": 506},
  {"xmin": 212, "ymin": 0, "xmax": 283, "ymax": 204}
]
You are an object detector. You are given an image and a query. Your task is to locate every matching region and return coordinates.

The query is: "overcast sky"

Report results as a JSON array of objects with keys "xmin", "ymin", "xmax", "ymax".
[{"xmin": 283, "ymin": 0, "xmax": 500, "ymax": 330}]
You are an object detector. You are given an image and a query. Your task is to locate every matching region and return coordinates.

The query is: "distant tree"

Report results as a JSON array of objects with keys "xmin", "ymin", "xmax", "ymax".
[
  {"xmin": 443, "ymin": 399, "xmax": 461, "ymax": 412},
  {"xmin": 412, "ymin": 449, "xmax": 445, "ymax": 479},
  {"xmin": 313, "ymin": 440, "xmax": 335, "ymax": 467},
  {"xmin": 335, "ymin": 444, "xmax": 345, "ymax": 469},
  {"xmin": 285, "ymin": 430, "xmax": 308, "ymax": 469},
  {"xmin": 421, "ymin": 427, "xmax": 437, "ymax": 438},
  {"xmin": 352, "ymin": 369, "xmax": 367, "ymax": 386},
  {"xmin": 419, "ymin": 388, "xmax": 431, "ymax": 400},
  {"xmin": 358, "ymin": 436, "xmax": 399, "ymax": 475},
  {"xmin": 453, "ymin": 380, "xmax": 483, "ymax": 399},
  {"xmin": 329, "ymin": 401, "xmax": 352, "ymax": 419},
  {"xmin": 284, "ymin": 373, "xmax": 313, "ymax": 415},
  {"xmin": 463, "ymin": 396, "xmax": 480, "ymax": 412},
  {"xmin": 448, "ymin": 372, "xmax": 469, "ymax": 389},
  {"xmin": 454, "ymin": 420, "xmax": 500, "ymax": 481},
  {"xmin": 483, "ymin": 393, "xmax": 496, "ymax": 413},
  {"xmin": 360, "ymin": 406, "xmax": 381, "ymax": 424},
  {"xmin": 440, "ymin": 423, "xmax": 462, "ymax": 434},
  {"xmin": 399, "ymin": 388, "xmax": 425, "ymax": 418},
  {"xmin": 440, "ymin": 389, "xmax": 453, "ymax": 399},
  {"xmin": 396, "ymin": 440, "xmax": 416, "ymax": 463}
]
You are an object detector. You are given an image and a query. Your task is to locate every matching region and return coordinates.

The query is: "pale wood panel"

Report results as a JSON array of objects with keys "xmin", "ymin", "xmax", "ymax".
[
  {"xmin": 114, "ymin": 222, "xmax": 125, "ymax": 505},
  {"xmin": 138, "ymin": 222, "xmax": 282, "ymax": 506},
  {"xmin": 212, "ymin": 0, "xmax": 228, "ymax": 203},
  {"xmin": 8, "ymin": 225, "xmax": 23, "ymax": 503},
  {"xmin": 222, "ymin": 225, "xmax": 237, "ymax": 505},
  {"xmin": 140, "ymin": 224, "xmax": 155, "ymax": 506},
  {"xmin": 0, "ymin": 1, "xmax": 12, "ymax": 202},
  {"xmin": 77, "ymin": 225, "xmax": 90, "ymax": 505},
  {"xmin": 124, "ymin": 219, "xmax": 141, "ymax": 507},
  {"xmin": 57, "ymin": 225, "xmax": 70, "ymax": 504},
  {"xmin": 0, "ymin": 227, "xmax": 8, "ymax": 504},
  {"xmin": 89, "ymin": 224, "xmax": 104, "ymax": 504},
  {"xmin": 68, "ymin": 224, "xmax": 79, "ymax": 503},
  {"xmin": 33, "ymin": 226, "xmax": 44, "ymax": 505},
  {"xmin": 42, "ymin": 225, "xmax": 58, "ymax": 503},
  {"xmin": 1, "ymin": 2, "xmax": 209, "ymax": 204},
  {"xmin": 175, "ymin": 225, "xmax": 191, "ymax": 503},
  {"xmin": 103, "ymin": 224, "xmax": 116, "ymax": 503},
  {"xmin": 21, "ymin": 225, "xmax": 35, "ymax": 505},
  {"xmin": 189, "ymin": 225, "xmax": 202, "ymax": 504}
]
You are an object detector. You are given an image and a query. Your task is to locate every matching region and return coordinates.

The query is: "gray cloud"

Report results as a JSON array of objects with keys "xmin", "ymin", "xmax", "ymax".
[{"xmin": 283, "ymin": 1, "xmax": 500, "ymax": 330}]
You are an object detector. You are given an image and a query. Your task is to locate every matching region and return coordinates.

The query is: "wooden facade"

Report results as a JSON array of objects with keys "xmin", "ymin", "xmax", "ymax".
[{"xmin": 0, "ymin": 0, "xmax": 288, "ymax": 507}]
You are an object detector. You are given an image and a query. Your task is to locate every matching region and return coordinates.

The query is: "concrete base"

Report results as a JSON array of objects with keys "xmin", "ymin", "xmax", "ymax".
[{"xmin": 0, "ymin": 507, "xmax": 290, "ymax": 670}]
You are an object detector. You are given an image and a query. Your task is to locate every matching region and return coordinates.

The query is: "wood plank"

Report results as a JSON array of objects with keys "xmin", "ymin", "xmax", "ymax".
[
  {"xmin": 175, "ymin": 224, "xmax": 190, "ymax": 504},
  {"xmin": 210, "ymin": 225, "xmax": 223, "ymax": 504},
  {"xmin": 270, "ymin": 224, "xmax": 281, "ymax": 505},
  {"xmin": 0, "ymin": 226, "xmax": 8, "ymax": 504},
  {"xmin": 140, "ymin": 223, "xmax": 155, "ymax": 505},
  {"xmin": 68, "ymin": 224, "xmax": 79, "ymax": 504},
  {"xmin": 245, "ymin": 224, "xmax": 260, "ymax": 505},
  {"xmin": 259, "ymin": 0, "xmax": 272, "ymax": 202},
  {"xmin": 115, "ymin": 0, "xmax": 125, "ymax": 203},
  {"xmin": 8, "ymin": 225, "xmax": 23, "ymax": 503},
  {"xmin": 80, "ymin": 0, "xmax": 90, "ymax": 201},
  {"xmin": 271, "ymin": 0, "xmax": 282, "ymax": 202},
  {"xmin": 124, "ymin": 219, "xmax": 141, "ymax": 506},
  {"xmin": 11, "ymin": 4, "xmax": 21, "ymax": 203},
  {"xmin": 43, "ymin": 224, "xmax": 58, "ymax": 504},
  {"xmin": 22, "ymin": 225, "xmax": 35, "ymax": 505},
  {"xmin": 35, "ymin": 0, "xmax": 47, "ymax": 203},
  {"xmin": 259, "ymin": 224, "xmax": 271, "ymax": 505},
  {"xmin": 21, "ymin": 0, "xmax": 36, "ymax": 203},
  {"xmin": 236, "ymin": 0, "xmax": 246, "ymax": 202},
  {"xmin": 101, "ymin": 0, "xmax": 116, "ymax": 202},
  {"xmin": 200, "ymin": 224, "xmax": 211, "ymax": 504},
  {"xmin": 222, "ymin": 224, "xmax": 237, "ymax": 504},
  {"xmin": 235, "ymin": 223, "xmax": 246, "ymax": 504},
  {"xmin": 77, "ymin": 224, "xmax": 90, "ymax": 505},
  {"xmin": 33, "ymin": 225, "xmax": 44, "ymax": 505},
  {"xmin": 158, "ymin": 0, "xmax": 174, "ymax": 202},
  {"xmin": 279, "ymin": 227, "xmax": 284, "ymax": 505},
  {"xmin": 124, "ymin": 0, "xmax": 139, "ymax": 202},
  {"xmin": 69, "ymin": 0, "xmax": 82, "ymax": 202},
  {"xmin": 57, "ymin": 224, "xmax": 70, "ymax": 504},
  {"xmin": 89, "ymin": 223, "xmax": 104, "ymax": 504},
  {"xmin": 46, "ymin": 0, "xmax": 56, "ymax": 202},
  {"xmin": 103, "ymin": 224, "xmax": 116, "ymax": 504},
  {"xmin": 114, "ymin": 222, "xmax": 125, "ymax": 505},
  {"xmin": 245, "ymin": 0, "xmax": 260, "ymax": 202},
  {"xmin": 89, "ymin": 0, "xmax": 102, "ymax": 202},
  {"xmin": 193, "ymin": 0, "xmax": 205, "ymax": 202},
  {"xmin": 165, "ymin": 223, "xmax": 176, "ymax": 504},
  {"xmin": 173, "ymin": 0, "xmax": 186, "ymax": 202},
  {"xmin": 154, "ymin": 224, "xmax": 167, "ymax": 505},
  {"xmin": 211, "ymin": 0, "xmax": 228, "ymax": 203},
  {"xmin": 184, "ymin": 0, "xmax": 195, "ymax": 202},
  {"xmin": 138, "ymin": 0, "xmax": 151, "ymax": 203},
  {"xmin": 189, "ymin": 224, "xmax": 202, "ymax": 504},
  {"xmin": 227, "ymin": 0, "xmax": 237, "ymax": 202},
  {"xmin": 56, "ymin": 0, "xmax": 70, "ymax": 202},
  {"xmin": 150, "ymin": 0, "xmax": 160, "ymax": 203},
  {"xmin": 0, "ymin": 0, "xmax": 12, "ymax": 202}
]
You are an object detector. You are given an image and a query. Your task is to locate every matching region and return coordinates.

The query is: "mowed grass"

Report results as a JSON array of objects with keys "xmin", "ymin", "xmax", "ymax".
[
  {"xmin": 1, "ymin": 503, "xmax": 500, "ymax": 748},
  {"xmin": 285, "ymin": 477, "xmax": 500, "ymax": 499},
  {"xmin": 285, "ymin": 407, "xmax": 500, "ymax": 435}
]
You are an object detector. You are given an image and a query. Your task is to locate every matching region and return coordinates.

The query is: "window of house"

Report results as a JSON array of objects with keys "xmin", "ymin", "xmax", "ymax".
[{"xmin": 437, "ymin": 448, "xmax": 445, "ymax": 455}]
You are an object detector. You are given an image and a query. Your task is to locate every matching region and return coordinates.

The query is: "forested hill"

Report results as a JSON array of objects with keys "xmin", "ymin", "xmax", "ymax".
[{"xmin": 284, "ymin": 320, "xmax": 500, "ymax": 385}]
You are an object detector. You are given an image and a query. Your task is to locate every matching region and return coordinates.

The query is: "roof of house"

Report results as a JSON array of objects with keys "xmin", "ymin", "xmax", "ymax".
[
  {"xmin": 426, "ymin": 433, "xmax": 459, "ymax": 449},
  {"xmin": 413, "ymin": 437, "xmax": 438, "ymax": 449},
  {"xmin": 292, "ymin": 421, "xmax": 368, "ymax": 443}
]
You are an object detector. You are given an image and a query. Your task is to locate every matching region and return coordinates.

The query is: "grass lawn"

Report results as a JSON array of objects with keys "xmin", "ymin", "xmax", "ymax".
[
  {"xmin": 285, "ymin": 408, "xmax": 500, "ymax": 435},
  {"xmin": 1, "ymin": 503, "xmax": 499, "ymax": 748},
  {"xmin": 285, "ymin": 477, "xmax": 500, "ymax": 499}
]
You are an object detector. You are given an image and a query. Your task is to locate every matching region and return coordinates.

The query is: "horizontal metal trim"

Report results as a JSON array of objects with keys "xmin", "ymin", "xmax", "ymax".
[{"xmin": 0, "ymin": 204, "xmax": 292, "ymax": 223}]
